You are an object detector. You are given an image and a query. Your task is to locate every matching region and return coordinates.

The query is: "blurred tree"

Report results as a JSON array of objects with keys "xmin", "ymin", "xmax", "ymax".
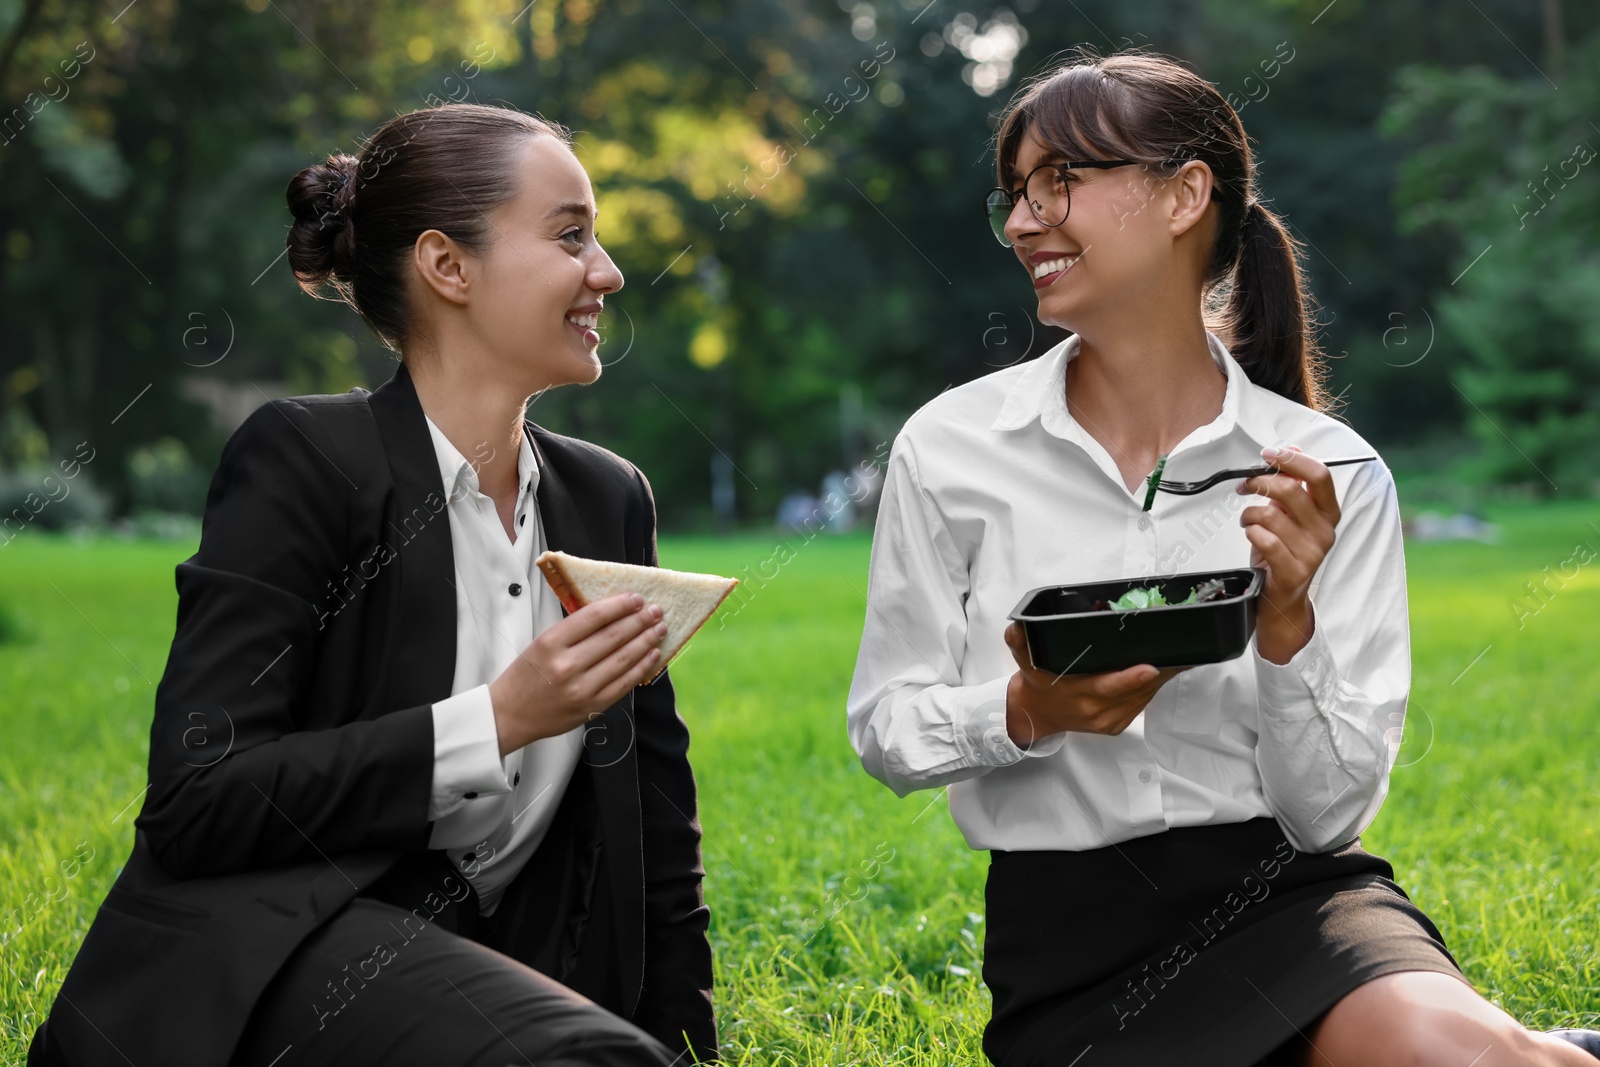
[
  {"xmin": 2, "ymin": 0, "xmax": 1595, "ymax": 529},
  {"xmin": 0, "ymin": 0, "xmax": 535, "ymax": 512},
  {"xmin": 1382, "ymin": 17, "xmax": 1600, "ymax": 496}
]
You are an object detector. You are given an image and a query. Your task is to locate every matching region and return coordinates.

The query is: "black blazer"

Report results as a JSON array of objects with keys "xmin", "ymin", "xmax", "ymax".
[{"xmin": 29, "ymin": 361, "xmax": 716, "ymax": 1065}]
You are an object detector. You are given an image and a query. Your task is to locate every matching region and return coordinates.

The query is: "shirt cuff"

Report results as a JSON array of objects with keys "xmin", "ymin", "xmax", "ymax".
[
  {"xmin": 955, "ymin": 674, "xmax": 1070, "ymax": 767},
  {"xmin": 1253, "ymin": 608, "xmax": 1341, "ymax": 723},
  {"xmin": 429, "ymin": 684, "xmax": 512, "ymax": 820}
]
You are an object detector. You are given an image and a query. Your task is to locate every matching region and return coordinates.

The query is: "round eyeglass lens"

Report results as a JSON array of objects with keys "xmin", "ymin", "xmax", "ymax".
[
  {"xmin": 985, "ymin": 189, "xmax": 1013, "ymax": 246},
  {"xmin": 1025, "ymin": 166, "xmax": 1069, "ymax": 226}
]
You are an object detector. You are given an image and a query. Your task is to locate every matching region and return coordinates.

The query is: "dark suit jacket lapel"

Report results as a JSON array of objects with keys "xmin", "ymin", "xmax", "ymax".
[
  {"xmin": 365, "ymin": 360, "xmax": 644, "ymax": 1015},
  {"xmin": 367, "ymin": 361, "xmax": 458, "ymax": 717}
]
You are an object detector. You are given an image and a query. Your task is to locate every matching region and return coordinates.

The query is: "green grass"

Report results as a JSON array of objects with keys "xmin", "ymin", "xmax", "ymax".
[{"xmin": 2, "ymin": 500, "xmax": 1598, "ymax": 1064}]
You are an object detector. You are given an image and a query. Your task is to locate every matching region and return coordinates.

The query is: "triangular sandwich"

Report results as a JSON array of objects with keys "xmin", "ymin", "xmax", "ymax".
[{"xmin": 534, "ymin": 550, "xmax": 739, "ymax": 683}]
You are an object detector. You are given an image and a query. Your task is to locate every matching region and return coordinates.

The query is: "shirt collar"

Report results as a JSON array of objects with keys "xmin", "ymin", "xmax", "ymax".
[
  {"xmin": 423, "ymin": 413, "xmax": 539, "ymax": 503},
  {"xmin": 989, "ymin": 329, "xmax": 1281, "ymax": 453}
]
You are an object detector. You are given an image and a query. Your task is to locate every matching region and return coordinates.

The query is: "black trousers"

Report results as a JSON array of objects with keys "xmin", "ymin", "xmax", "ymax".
[
  {"xmin": 226, "ymin": 899, "xmax": 673, "ymax": 1067},
  {"xmin": 228, "ymin": 844, "xmax": 675, "ymax": 1067}
]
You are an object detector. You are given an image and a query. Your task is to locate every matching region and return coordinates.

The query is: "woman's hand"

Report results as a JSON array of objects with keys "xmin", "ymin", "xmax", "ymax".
[
  {"xmin": 488, "ymin": 592, "xmax": 667, "ymax": 756},
  {"xmin": 1238, "ymin": 445, "xmax": 1340, "ymax": 665},
  {"xmin": 1002, "ymin": 622, "xmax": 1190, "ymax": 745}
]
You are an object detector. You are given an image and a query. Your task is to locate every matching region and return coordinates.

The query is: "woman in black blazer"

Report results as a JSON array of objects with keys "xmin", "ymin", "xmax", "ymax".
[{"xmin": 29, "ymin": 103, "xmax": 715, "ymax": 1067}]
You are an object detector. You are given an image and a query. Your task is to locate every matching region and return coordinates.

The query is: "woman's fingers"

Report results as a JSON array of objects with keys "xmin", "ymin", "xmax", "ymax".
[
  {"xmin": 1269, "ymin": 445, "xmax": 1341, "ymax": 523},
  {"xmin": 559, "ymin": 592, "xmax": 648, "ymax": 643},
  {"xmin": 1240, "ymin": 446, "xmax": 1340, "ymax": 593},
  {"xmin": 1243, "ymin": 447, "xmax": 1339, "ymax": 531},
  {"xmin": 1092, "ymin": 662, "xmax": 1161, "ymax": 698},
  {"xmin": 564, "ymin": 599, "xmax": 663, "ymax": 673},
  {"xmin": 589, "ymin": 617, "xmax": 668, "ymax": 695},
  {"xmin": 594, "ymin": 642, "xmax": 665, "ymax": 709},
  {"xmin": 1007, "ymin": 629, "xmax": 1190, "ymax": 737},
  {"xmin": 1092, "ymin": 664, "xmax": 1186, "ymax": 726},
  {"xmin": 1242, "ymin": 475, "xmax": 1316, "ymax": 542},
  {"xmin": 1255, "ymin": 525, "xmax": 1323, "ymax": 593},
  {"xmin": 1004, "ymin": 621, "xmax": 1034, "ymax": 672},
  {"xmin": 1095, "ymin": 679, "xmax": 1159, "ymax": 733},
  {"xmin": 495, "ymin": 596, "xmax": 668, "ymax": 750},
  {"xmin": 1241, "ymin": 503, "xmax": 1316, "ymax": 577}
]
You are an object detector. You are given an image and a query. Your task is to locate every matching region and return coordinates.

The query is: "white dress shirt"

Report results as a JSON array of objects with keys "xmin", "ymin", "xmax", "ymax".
[
  {"xmin": 423, "ymin": 414, "xmax": 583, "ymax": 916},
  {"xmin": 847, "ymin": 331, "xmax": 1410, "ymax": 855}
]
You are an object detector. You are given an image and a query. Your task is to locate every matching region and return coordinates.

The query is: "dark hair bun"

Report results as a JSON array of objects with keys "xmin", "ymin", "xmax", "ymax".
[{"xmin": 285, "ymin": 153, "xmax": 360, "ymax": 294}]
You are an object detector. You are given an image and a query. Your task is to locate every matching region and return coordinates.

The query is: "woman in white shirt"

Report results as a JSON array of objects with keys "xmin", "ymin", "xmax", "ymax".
[{"xmin": 847, "ymin": 49, "xmax": 1599, "ymax": 1067}]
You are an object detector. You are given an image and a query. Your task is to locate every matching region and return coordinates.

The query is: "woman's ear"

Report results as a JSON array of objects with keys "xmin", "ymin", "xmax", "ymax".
[
  {"xmin": 1168, "ymin": 160, "xmax": 1215, "ymax": 238},
  {"xmin": 413, "ymin": 228, "xmax": 472, "ymax": 306}
]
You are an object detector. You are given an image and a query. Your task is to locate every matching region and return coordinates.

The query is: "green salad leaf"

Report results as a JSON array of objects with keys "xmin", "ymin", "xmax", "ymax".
[
  {"xmin": 1103, "ymin": 577, "xmax": 1230, "ymax": 612},
  {"xmin": 1109, "ymin": 585, "xmax": 1167, "ymax": 610}
]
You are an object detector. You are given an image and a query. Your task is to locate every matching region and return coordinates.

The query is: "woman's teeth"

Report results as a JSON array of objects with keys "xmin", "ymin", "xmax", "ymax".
[
  {"xmin": 566, "ymin": 311, "xmax": 599, "ymax": 329},
  {"xmin": 1033, "ymin": 255, "xmax": 1078, "ymax": 279}
]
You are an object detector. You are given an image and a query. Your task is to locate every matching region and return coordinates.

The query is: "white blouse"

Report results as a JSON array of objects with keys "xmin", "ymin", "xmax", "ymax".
[
  {"xmin": 846, "ymin": 331, "xmax": 1410, "ymax": 855},
  {"xmin": 422, "ymin": 414, "xmax": 583, "ymax": 915}
]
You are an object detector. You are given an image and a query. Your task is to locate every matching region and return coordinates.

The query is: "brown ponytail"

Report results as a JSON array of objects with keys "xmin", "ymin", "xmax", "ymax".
[
  {"xmin": 1212, "ymin": 199, "xmax": 1329, "ymax": 408},
  {"xmin": 993, "ymin": 47, "xmax": 1333, "ymax": 411}
]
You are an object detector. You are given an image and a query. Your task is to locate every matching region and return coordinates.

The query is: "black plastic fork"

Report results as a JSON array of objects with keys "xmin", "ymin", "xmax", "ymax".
[{"xmin": 1142, "ymin": 454, "xmax": 1378, "ymax": 511}]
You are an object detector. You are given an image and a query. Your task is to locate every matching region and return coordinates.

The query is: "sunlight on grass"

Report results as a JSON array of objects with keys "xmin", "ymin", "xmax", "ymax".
[{"xmin": 1, "ymin": 499, "xmax": 1597, "ymax": 1063}]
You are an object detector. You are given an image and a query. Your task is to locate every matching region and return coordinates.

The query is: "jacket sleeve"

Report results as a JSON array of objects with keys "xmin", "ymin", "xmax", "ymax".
[
  {"xmin": 623, "ymin": 462, "xmax": 719, "ymax": 1062},
  {"xmin": 137, "ymin": 398, "xmax": 436, "ymax": 880}
]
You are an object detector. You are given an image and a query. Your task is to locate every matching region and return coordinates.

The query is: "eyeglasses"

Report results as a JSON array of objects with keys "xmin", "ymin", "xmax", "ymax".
[{"xmin": 984, "ymin": 158, "xmax": 1189, "ymax": 247}]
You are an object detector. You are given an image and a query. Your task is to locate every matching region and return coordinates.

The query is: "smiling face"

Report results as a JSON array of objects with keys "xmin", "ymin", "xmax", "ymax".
[
  {"xmin": 450, "ymin": 134, "xmax": 624, "ymax": 391},
  {"xmin": 1001, "ymin": 125, "xmax": 1216, "ymax": 335}
]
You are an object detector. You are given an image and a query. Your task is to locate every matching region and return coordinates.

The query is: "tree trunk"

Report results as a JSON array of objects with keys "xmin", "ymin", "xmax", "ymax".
[{"xmin": 1540, "ymin": 0, "xmax": 1565, "ymax": 82}]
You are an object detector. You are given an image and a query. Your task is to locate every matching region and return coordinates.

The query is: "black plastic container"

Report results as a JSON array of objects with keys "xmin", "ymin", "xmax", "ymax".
[{"xmin": 1009, "ymin": 567, "xmax": 1266, "ymax": 675}]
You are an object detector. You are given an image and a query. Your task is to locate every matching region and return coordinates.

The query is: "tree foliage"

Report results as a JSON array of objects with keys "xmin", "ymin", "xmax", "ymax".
[
  {"xmin": 1382, "ymin": 24, "xmax": 1600, "ymax": 496},
  {"xmin": 1, "ymin": 0, "xmax": 1594, "ymax": 529}
]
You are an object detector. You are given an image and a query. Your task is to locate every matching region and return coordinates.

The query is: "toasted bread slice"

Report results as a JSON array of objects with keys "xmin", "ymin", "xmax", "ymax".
[{"xmin": 534, "ymin": 550, "xmax": 739, "ymax": 683}]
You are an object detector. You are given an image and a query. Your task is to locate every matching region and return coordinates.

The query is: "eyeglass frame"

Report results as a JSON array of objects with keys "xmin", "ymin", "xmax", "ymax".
[{"xmin": 985, "ymin": 157, "xmax": 1194, "ymax": 247}]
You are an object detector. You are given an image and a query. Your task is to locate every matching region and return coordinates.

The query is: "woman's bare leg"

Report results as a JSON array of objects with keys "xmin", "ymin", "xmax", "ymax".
[{"xmin": 1294, "ymin": 972, "xmax": 1593, "ymax": 1067}]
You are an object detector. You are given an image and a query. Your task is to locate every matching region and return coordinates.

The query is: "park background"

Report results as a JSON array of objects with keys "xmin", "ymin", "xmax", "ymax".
[{"xmin": 1, "ymin": 0, "xmax": 1598, "ymax": 1063}]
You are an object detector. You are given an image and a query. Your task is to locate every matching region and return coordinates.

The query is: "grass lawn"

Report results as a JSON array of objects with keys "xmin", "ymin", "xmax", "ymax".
[{"xmin": 2, "ymin": 499, "xmax": 1598, "ymax": 1064}]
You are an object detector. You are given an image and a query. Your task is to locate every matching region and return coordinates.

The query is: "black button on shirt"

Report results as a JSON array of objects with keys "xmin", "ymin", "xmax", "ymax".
[
  {"xmin": 508, "ymin": 583, "xmax": 522, "ymax": 597},
  {"xmin": 463, "ymin": 792, "xmax": 478, "ymax": 800}
]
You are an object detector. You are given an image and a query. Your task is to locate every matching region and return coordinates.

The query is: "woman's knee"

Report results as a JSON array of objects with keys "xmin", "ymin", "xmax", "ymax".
[
  {"xmin": 491, "ymin": 1006, "xmax": 677, "ymax": 1067},
  {"xmin": 1306, "ymin": 971, "xmax": 1550, "ymax": 1067}
]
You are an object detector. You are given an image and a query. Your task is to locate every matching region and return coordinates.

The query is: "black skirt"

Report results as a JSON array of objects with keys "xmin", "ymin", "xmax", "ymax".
[{"xmin": 981, "ymin": 816, "xmax": 1467, "ymax": 1067}]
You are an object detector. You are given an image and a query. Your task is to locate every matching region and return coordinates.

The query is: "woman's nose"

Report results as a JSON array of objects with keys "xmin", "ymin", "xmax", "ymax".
[
  {"xmin": 590, "ymin": 245, "xmax": 624, "ymax": 295},
  {"xmin": 1004, "ymin": 195, "xmax": 1045, "ymax": 246}
]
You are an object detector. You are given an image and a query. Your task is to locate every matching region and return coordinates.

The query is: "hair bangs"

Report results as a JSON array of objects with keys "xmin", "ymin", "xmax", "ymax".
[{"xmin": 997, "ymin": 65, "xmax": 1142, "ymax": 187}]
